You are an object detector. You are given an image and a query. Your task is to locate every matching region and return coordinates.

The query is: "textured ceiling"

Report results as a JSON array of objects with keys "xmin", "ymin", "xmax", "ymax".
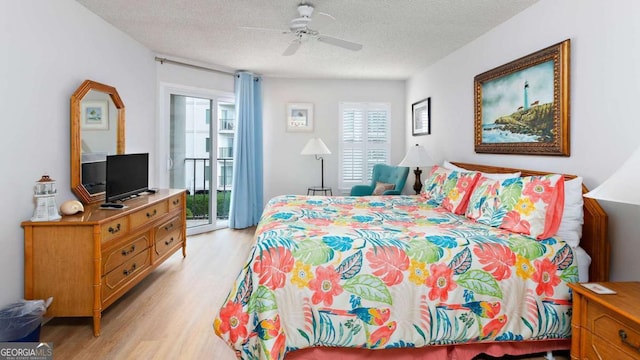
[{"xmin": 76, "ymin": 0, "xmax": 538, "ymax": 79}]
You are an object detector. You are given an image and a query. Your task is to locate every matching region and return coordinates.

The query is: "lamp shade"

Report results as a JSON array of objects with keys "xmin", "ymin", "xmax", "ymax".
[
  {"xmin": 399, "ymin": 144, "xmax": 435, "ymax": 168},
  {"xmin": 301, "ymin": 138, "xmax": 331, "ymax": 155},
  {"xmin": 584, "ymin": 146, "xmax": 640, "ymax": 205}
]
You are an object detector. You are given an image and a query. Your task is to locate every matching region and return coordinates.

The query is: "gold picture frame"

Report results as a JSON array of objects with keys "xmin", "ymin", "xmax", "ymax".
[{"xmin": 474, "ymin": 39, "xmax": 570, "ymax": 156}]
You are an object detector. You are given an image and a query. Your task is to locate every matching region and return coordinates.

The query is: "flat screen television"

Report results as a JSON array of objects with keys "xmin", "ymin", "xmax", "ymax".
[{"xmin": 105, "ymin": 153, "xmax": 149, "ymax": 203}]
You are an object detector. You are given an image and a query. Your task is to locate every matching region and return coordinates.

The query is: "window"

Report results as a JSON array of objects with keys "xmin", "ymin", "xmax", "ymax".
[{"xmin": 339, "ymin": 102, "xmax": 390, "ymax": 190}]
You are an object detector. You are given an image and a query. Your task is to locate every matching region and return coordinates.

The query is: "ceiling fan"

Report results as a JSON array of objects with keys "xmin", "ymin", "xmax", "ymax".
[{"xmin": 240, "ymin": 2, "xmax": 363, "ymax": 56}]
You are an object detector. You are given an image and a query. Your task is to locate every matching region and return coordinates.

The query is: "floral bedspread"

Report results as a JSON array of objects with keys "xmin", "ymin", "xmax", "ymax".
[{"xmin": 214, "ymin": 195, "xmax": 578, "ymax": 360}]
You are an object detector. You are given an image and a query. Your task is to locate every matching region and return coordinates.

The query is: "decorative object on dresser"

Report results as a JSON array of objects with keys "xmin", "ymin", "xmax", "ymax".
[
  {"xmin": 22, "ymin": 189, "xmax": 187, "ymax": 336},
  {"xmin": 301, "ymin": 137, "xmax": 331, "ymax": 191},
  {"xmin": 31, "ymin": 175, "xmax": 61, "ymax": 222},
  {"xmin": 568, "ymin": 282, "xmax": 640, "ymax": 359},
  {"xmin": 474, "ymin": 39, "xmax": 570, "ymax": 156},
  {"xmin": 59, "ymin": 200, "xmax": 84, "ymax": 215},
  {"xmin": 399, "ymin": 143, "xmax": 435, "ymax": 194},
  {"xmin": 411, "ymin": 97, "xmax": 431, "ymax": 136}
]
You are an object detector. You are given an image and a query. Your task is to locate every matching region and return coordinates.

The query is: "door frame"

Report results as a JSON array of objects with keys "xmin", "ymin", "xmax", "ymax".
[{"xmin": 158, "ymin": 82, "xmax": 234, "ymax": 235}]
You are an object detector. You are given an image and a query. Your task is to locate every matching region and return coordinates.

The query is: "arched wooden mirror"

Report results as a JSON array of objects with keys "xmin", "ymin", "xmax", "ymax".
[{"xmin": 71, "ymin": 80, "xmax": 125, "ymax": 204}]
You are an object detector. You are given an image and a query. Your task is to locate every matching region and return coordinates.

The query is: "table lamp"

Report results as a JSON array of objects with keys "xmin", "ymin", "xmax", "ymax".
[
  {"xmin": 584, "ymin": 146, "xmax": 640, "ymax": 204},
  {"xmin": 399, "ymin": 144, "xmax": 435, "ymax": 194},
  {"xmin": 301, "ymin": 137, "xmax": 331, "ymax": 189}
]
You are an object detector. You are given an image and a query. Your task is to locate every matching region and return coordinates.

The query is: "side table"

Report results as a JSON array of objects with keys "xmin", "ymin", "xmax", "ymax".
[
  {"xmin": 568, "ymin": 281, "xmax": 640, "ymax": 359},
  {"xmin": 307, "ymin": 187, "xmax": 332, "ymax": 195}
]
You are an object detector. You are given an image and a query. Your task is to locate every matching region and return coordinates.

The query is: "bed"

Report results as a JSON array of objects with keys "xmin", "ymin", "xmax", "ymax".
[{"xmin": 214, "ymin": 162, "xmax": 609, "ymax": 360}]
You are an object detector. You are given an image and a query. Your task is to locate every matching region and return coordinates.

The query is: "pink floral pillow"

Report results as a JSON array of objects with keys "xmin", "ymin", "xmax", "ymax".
[
  {"xmin": 441, "ymin": 171, "xmax": 481, "ymax": 214},
  {"xmin": 420, "ymin": 165, "xmax": 452, "ymax": 204},
  {"xmin": 465, "ymin": 176, "xmax": 503, "ymax": 224},
  {"xmin": 421, "ymin": 165, "xmax": 480, "ymax": 212},
  {"xmin": 466, "ymin": 175, "xmax": 565, "ymax": 240},
  {"xmin": 500, "ymin": 175, "xmax": 565, "ymax": 239}
]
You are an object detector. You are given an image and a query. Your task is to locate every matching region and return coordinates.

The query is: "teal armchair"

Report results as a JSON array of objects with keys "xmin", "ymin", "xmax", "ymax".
[{"xmin": 350, "ymin": 164, "xmax": 410, "ymax": 196}]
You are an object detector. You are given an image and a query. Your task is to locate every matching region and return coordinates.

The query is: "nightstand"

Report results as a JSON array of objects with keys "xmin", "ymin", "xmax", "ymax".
[
  {"xmin": 307, "ymin": 187, "xmax": 332, "ymax": 195},
  {"xmin": 568, "ymin": 282, "xmax": 640, "ymax": 359}
]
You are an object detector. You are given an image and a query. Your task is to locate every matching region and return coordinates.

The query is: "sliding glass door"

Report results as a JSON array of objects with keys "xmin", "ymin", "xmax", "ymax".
[{"xmin": 159, "ymin": 85, "xmax": 234, "ymax": 235}]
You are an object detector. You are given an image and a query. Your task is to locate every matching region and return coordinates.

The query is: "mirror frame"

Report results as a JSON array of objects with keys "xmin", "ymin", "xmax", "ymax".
[{"xmin": 71, "ymin": 79, "xmax": 125, "ymax": 204}]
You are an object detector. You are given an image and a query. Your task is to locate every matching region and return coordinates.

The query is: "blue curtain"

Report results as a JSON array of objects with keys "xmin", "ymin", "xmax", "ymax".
[{"xmin": 229, "ymin": 71, "xmax": 264, "ymax": 229}]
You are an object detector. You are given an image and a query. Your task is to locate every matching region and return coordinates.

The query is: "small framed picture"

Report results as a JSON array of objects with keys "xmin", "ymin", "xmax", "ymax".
[
  {"xmin": 412, "ymin": 98, "xmax": 430, "ymax": 136},
  {"xmin": 81, "ymin": 100, "xmax": 109, "ymax": 130},
  {"xmin": 286, "ymin": 103, "xmax": 313, "ymax": 132}
]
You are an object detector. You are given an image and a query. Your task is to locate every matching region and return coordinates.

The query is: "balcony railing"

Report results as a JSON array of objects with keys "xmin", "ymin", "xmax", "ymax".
[{"xmin": 184, "ymin": 157, "xmax": 232, "ymax": 220}]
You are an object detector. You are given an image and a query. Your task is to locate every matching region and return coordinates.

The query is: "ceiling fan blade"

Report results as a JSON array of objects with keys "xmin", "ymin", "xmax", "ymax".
[
  {"xmin": 308, "ymin": 12, "xmax": 335, "ymax": 31},
  {"xmin": 282, "ymin": 39, "xmax": 301, "ymax": 56},
  {"xmin": 317, "ymin": 35, "xmax": 363, "ymax": 51}
]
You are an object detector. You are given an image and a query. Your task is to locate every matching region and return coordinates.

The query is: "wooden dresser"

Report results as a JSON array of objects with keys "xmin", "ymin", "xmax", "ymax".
[
  {"xmin": 569, "ymin": 282, "xmax": 640, "ymax": 359},
  {"xmin": 22, "ymin": 189, "xmax": 186, "ymax": 336}
]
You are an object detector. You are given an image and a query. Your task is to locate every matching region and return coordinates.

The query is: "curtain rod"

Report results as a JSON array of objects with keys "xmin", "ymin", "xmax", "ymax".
[{"xmin": 154, "ymin": 56, "xmax": 234, "ymax": 76}]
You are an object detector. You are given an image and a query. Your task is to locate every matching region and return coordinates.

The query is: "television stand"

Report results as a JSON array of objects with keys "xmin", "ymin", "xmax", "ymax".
[{"xmin": 22, "ymin": 189, "xmax": 186, "ymax": 336}]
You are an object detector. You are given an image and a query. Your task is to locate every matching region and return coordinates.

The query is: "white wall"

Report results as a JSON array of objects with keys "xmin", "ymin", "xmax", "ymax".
[
  {"xmin": 154, "ymin": 61, "xmax": 235, "ymax": 189},
  {"xmin": 405, "ymin": 0, "xmax": 640, "ymax": 281},
  {"xmin": 262, "ymin": 78, "xmax": 406, "ymax": 202},
  {"xmin": 0, "ymin": 0, "xmax": 155, "ymax": 307}
]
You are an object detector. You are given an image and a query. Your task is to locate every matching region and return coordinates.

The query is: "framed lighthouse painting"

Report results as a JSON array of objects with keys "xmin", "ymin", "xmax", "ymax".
[{"xmin": 474, "ymin": 39, "xmax": 570, "ymax": 156}]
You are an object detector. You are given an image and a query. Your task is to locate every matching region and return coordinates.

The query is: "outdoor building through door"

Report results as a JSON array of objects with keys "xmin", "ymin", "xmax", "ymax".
[{"xmin": 166, "ymin": 92, "xmax": 235, "ymax": 234}]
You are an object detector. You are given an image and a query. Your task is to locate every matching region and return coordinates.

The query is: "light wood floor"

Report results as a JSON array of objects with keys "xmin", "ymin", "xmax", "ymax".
[{"xmin": 40, "ymin": 227, "xmax": 568, "ymax": 360}]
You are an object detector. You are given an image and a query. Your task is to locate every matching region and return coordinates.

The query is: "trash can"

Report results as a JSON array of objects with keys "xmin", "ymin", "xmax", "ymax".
[{"xmin": 0, "ymin": 298, "xmax": 51, "ymax": 342}]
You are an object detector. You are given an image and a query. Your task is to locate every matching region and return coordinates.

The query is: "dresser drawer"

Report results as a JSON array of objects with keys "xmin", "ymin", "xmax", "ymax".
[
  {"xmin": 588, "ymin": 301, "xmax": 640, "ymax": 359},
  {"xmin": 156, "ymin": 216, "xmax": 182, "ymax": 240},
  {"xmin": 585, "ymin": 331, "xmax": 640, "ymax": 360},
  {"xmin": 153, "ymin": 217, "xmax": 183, "ymax": 260},
  {"xmin": 168, "ymin": 193, "xmax": 183, "ymax": 211},
  {"xmin": 101, "ymin": 217, "xmax": 129, "ymax": 242},
  {"xmin": 130, "ymin": 202, "xmax": 168, "ymax": 229},
  {"xmin": 102, "ymin": 250, "xmax": 150, "ymax": 302},
  {"xmin": 102, "ymin": 234, "xmax": 150, "ymax": 274}
]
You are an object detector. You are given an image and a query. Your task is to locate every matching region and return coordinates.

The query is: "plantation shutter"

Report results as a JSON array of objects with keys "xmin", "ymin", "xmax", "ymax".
[{"xmin": 339, "ymin": 102, "xmax": 390, "ymax": 190}]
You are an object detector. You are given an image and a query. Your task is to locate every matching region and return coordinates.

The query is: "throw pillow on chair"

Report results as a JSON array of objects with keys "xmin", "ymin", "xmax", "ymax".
[{"xmin": 373, "ymin": 182, "xmax": 395, "ymax": 195}]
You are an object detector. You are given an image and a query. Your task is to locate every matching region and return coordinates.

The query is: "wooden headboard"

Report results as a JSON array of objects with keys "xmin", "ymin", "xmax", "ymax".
[{"xmin": 451, "ymin": 162, "xmax": 610, "ymax": 282}]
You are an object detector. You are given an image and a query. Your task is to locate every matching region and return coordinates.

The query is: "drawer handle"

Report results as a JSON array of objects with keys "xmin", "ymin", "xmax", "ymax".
[
  {"xmin": 619, "ymin": 330, "xmax": 640, "ymax": 352},
  {"xmin": 165, "ymin": 237, "xmax": 174, "ymax": 246},
  {"xmin": 164, "ymin": 223, "xmax": 174, "ymax": 231},
  {"xmin": 123, "ymin": 263, "xmax": 137, "ymax": 276},
  {"xmin": 108, "ymin": 224, "xmax": 121, "ymax": 234},
  {"xmin": 172, "ymin": 199, "xmax": 180, "ymax": 205},
  {"xmin": 146, "ymin": 209, "xmax": 157, "ymax": 218},
  {"xmin": 121, "ymin": 244, "xmax": 136, "ymax": 256}
]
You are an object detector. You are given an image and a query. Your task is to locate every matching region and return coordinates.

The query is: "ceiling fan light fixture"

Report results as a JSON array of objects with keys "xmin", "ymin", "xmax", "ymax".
[
  {"xmin": 297, "ymin": 4, "xmax": 314, "ymax": 18},
  {"xmin": 290, "ymin": 17, "xmax": 311, "ymax": 31}
]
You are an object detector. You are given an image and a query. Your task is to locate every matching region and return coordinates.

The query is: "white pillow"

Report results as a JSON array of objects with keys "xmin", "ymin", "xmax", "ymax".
[
  {"xmin": 555, "ymin": 177, "xmax": 584, "ymax": 248},
  {"xmin": 442, "ymin": 161, "xmax": 521, "ymax": 180}
]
